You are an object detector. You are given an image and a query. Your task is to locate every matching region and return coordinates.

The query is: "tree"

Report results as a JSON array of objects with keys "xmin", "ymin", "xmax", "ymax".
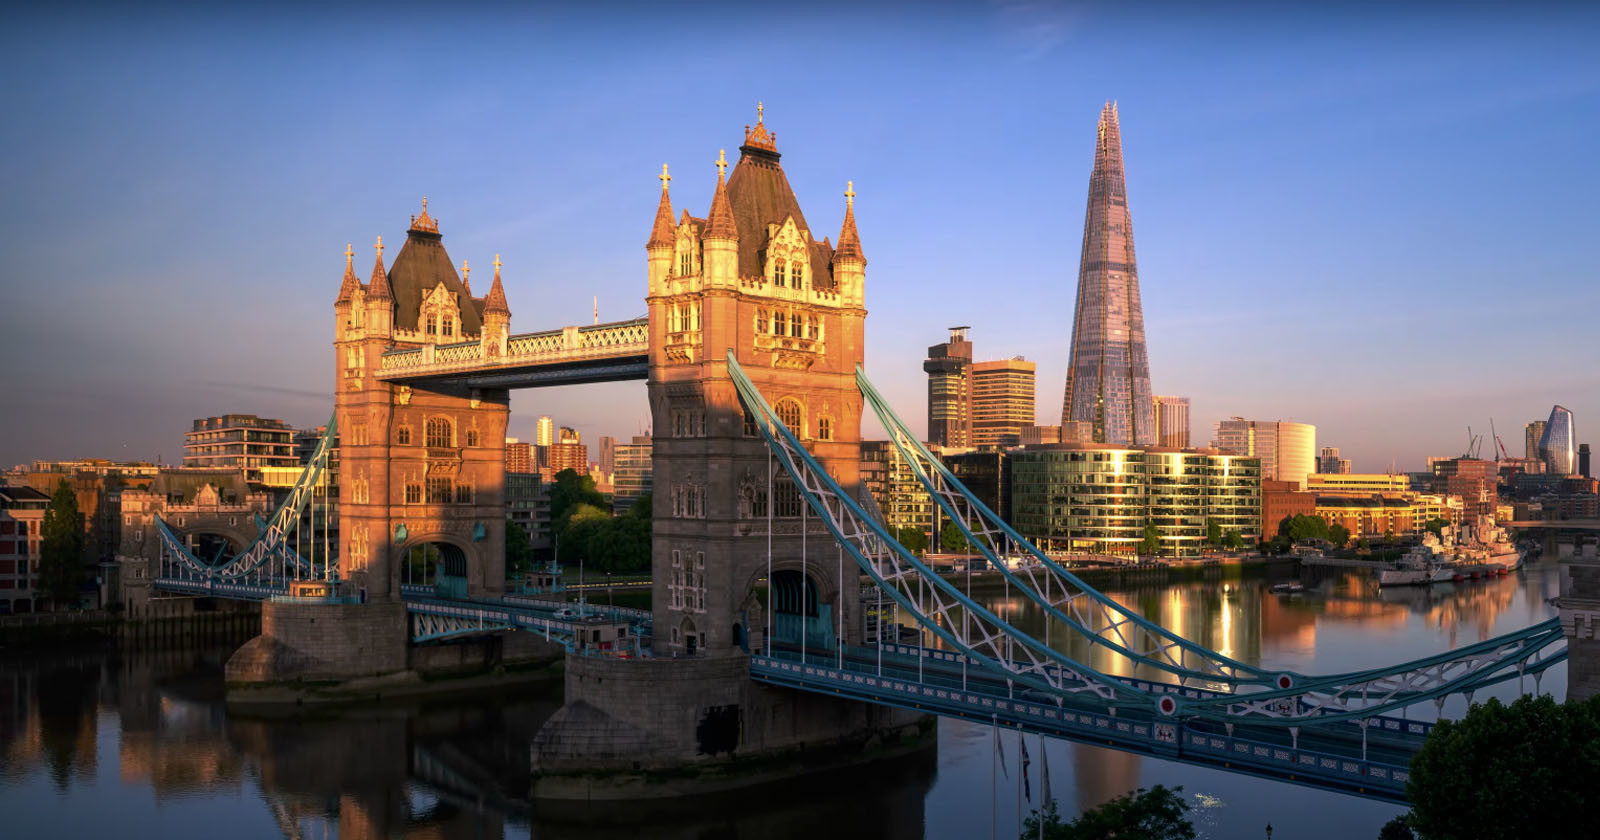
[
  {"xmin": 894, "ymin": 524, "xmax": 928, "ymax": 555},
  {"xmin": 1402, "ymin": 694, "xmax": 1600, "ymax": 840},
  {"xmin": 1021, "ymin": 785, "xmax": 1195, "ymax": 840},
  {"xmin": 1378, "ymin": 816, "xmax": 1415, "ymax": 840},
  {"xmin": 1224, "ymin": 530, "xmax": 1245, "ymax": 551},
  {"xmin": 1205, "ymin": 518, "xmax": 1222, "ymax": 546},
  {"xmin": 39, "ymin": 479, "xmax": 84, "ymax": 608},
  {"xmin": 1286, "ymin": 514, "xmax": 1331, "ymax": 543},
  {"xmin": 549, "ymin": 469, "xmax": 605, "ymax": 530},
  {"xmin": 505, "ymin": 518, "xmax": 533, "ymax": 579},
  {"xmin": 1138, "ymin": 523, "xmax": 1161, "ymax": 557},
  {"xmin": 940, "ymin": 519, "xmax": 974, "ymax": 553},
  {"xmin": 1329, "ymin": 523, "xmax": 1351, "ymax": 548},
  {"xmin": 1424, "ymin": 517, "xmax": 1449, "ymax": 538}
]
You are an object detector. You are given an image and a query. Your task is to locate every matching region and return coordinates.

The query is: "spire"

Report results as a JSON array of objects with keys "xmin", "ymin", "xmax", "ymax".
[
  {"xmin": 335, "ymin": 243, "xmax": 361, "ymax": 304},
  {"xmin": 460, "ymin": 259, "xmax": 471, "ymax": 294},
  {"xmin": 835, "ymin": 180, "xmax": 865, "ymax": 263},
  {"xmin": 409, "ymin": 196, "xmax": 439, "ymax": 234},
  {"xmin": 367, "ymin": 236, "xmax": 392, "ymax": 300},
  {"xmin": 484, "ymin": 253, "xmax": 510, "ymax": 315},
  {"xmin": 704, "ymin": 149, "xmax": 738, "ymax": 240},
  {"xmin": 742, "ymin": 101, "xmax": 776, "ymax": 154},
  {"xmin": 647, "ymin": 163, "xmax": 676, "ymax": 248}
]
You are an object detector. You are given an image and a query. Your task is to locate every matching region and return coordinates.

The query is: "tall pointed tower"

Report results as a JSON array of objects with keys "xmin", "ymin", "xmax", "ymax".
[{"xmin": 1061, "ymin": 102, "xmax": 1156, "ymax": 445}]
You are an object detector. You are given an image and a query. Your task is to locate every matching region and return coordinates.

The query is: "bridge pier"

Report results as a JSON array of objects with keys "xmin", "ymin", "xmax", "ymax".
[
  {"xmin": 226, "ymin": 600, "xmax": 409, "ymax": 687},
  {"xmin": 1557, "ymin": 552, "xmax": 1600, "ymax": 701},
  {"xmin": 529, "ymin": 652, "xmax": 927, "ymax": 800}
]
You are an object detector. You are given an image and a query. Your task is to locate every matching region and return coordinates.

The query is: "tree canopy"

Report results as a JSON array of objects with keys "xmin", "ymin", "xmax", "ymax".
[
  {"xmin": 940, "ymin": 519, "xmax": 974, "ymax": 554},
  {"xmin": 895, "ymin": 524, "xmax": 928, "ymax": 555},
  {"xmin": 1402, "ymin": 694, "xmax": 1600, "ymax": 840},
  {"xmin": 39, "ymin": 479, "xmax": 84, "ymax": 608},
  {"xmin": 1329, "ymin": 523, "xmax": 1351, "ymax": 548},
  {"xmin": 1022, "ymin": 785, "xmax": 1195, "ymax": 840},
  {"xmin": 1424, "ymin": 517, "xmax": 1449, "ymax": 538},
  {"xmin": 1138, "ymin": 523, "xmax": 1161, "ymax": 557},
  {"xmin": 549, "ymin": 468, "xmax": 606, "ymax": 531},
  {"xmin": 1282, "ymin": 513, "xmax": 1331, "ymax": 543},
  {"xmin": 1205, "ymin": 518, "xmax": 1222, "ymax": 546},
  {"xmin": 557, "ymin": 492, "xmax": 652, "ymax": 574}
]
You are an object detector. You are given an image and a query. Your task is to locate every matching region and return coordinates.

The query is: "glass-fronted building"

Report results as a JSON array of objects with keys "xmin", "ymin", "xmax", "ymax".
[
  {"xmin": 1010, "ymin": 444, "xmax": 1260, "ymax": 557},
  {"xmin": 1540, "ymin": 405, "xmax": 1577, "ymax": 476}
]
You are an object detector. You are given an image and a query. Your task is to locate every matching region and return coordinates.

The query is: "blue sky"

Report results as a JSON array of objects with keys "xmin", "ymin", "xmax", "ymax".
[{"xmin": 2, "ymin": 2, "xmax": 1596, "ymax": 471}]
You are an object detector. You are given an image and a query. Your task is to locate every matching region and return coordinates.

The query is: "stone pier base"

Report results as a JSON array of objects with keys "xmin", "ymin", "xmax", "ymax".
[
  {"xmin": 225, "ymin": 600, "xmax": 409, "ymax": 685},
  {"xmin": 1557, "ymin": 554, "xmax": 1600, "ymax": 702},
  {"xmin": 530, "ymin": 652, "xmax": 929, "ymax": 800}
]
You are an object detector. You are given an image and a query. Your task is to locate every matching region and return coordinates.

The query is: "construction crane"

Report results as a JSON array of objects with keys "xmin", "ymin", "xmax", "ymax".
[
  {"xmin": 1491, "ymin": 418, "xmax": 1512, "ymax": 463},
  {"xmin": 1464, "ymin": 427, "xmax": 1483, "ymax": 460}
]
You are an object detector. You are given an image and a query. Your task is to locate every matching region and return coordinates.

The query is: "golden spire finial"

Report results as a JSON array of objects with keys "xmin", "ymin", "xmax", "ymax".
[
  {"xmin": 716, "ymin": 149, "xmax": 728, "ymax": 178},
  {"xmin": 493, "ymin": 253, "xmax": 502, "ymax": 275},
  {"xmin": 845, "ymin": 180, "xmax": 855, "ymax": 209},
  {"xmin": 757, "ymin": 101, "xmax": 764, "ymax": 124},
  {"xmin": 375, "ymin": 235, "xmax": 384, "ymax": 255},
  {"xmin": 422, "ymin": 196, "xmax": 428, "ymax": 213},
  {"xmin": 659, "ymin": 163, "xmax": 671, "ymax": 191},
  {"xmin": 344, "ymin": 242, "xmax": 354, "ymax": 268}
]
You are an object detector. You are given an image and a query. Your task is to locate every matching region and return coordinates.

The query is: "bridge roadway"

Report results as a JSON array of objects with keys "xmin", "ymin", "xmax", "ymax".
[{"xmin": 751, "ymin": 642, "xmax": 1426, "ymax": 803}]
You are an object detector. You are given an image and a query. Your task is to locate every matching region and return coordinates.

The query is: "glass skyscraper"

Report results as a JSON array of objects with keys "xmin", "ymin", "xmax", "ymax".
[
  {"xmin": 1062, "ymin": 102, "xmax": 1156, "ymax": 445},
  {"xmin": 1540, "ymin": 404, "xmax": 1576, "ymax": 475}
]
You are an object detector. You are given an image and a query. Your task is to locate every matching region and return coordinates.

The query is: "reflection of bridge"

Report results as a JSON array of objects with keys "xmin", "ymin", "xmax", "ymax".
[{"xmin": 148, "ymin": 108, "xmax": 1576, "ymax": 804}]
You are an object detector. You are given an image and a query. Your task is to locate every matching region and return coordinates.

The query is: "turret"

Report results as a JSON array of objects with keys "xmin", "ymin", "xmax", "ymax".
[
  {"xmin": 481, "ymin": 254, "xmax": 511, "ymax": 358},
  {"xmin": 701, "ymin": 149, "xmax": 738, "ymax": 289},
  {"xmin": 834, "ymin": 181, "xmax": 866, "ymax": 307},
  {"xmin": 364, "ymin": 236, "xmax": 393, "ymax": 336},
  {"xmin": 647, "ymin": 164, "xmax": 675, "ymax": 294}
]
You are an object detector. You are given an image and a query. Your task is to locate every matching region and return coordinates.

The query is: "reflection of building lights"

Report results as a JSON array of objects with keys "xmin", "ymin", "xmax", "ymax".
[{"xmin": 1219, "ymin": 593, "xmax": 1234, "ymax": 659}]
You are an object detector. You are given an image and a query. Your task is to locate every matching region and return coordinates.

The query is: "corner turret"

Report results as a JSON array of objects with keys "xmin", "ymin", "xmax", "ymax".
[
  {"xmin": 481, "ymin": 254, "xmax": 511, "ymax": 358},
  {"xmin": 647, "ymin": 163, "xmax": 675, "ymax": 292},
  {"xmin": 701, "ymin": 149, "xmax": 739, "ymax": 289},
  {"xmin": 833, "ymin": 182, "xmax": 865, "ymax": 308}
]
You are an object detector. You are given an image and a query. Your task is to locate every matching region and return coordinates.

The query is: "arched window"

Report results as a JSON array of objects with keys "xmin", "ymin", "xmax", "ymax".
[
  {"xmin": 426, "ymin": 417, "xmax": 453, "ymax": 448},
  {"xmin": 397, "ymin": 426, "xmax": 412, "ymax": 446},
  {"xmin": 770, "ymin": 310, "xmax": 782, "ymax": 334},
  {"xmin": 426, "ymin": 315, "xmax": 438, "ymax": 335},
  {"xmin": 404, "ymin": 483, "xmax": 422, "ymax": 504},
  {"xmin": 679, "ymin": 251, "xmax": 690, "ymax": 276},
  {"xmin": 818, "ymin": 416, "xmax": 833, "ymax": 441},
  {"xmin": 775, "ymin": 399, "xmax": 802, "ymax": 437},
  {"xmin": 789, "ymin": 261, "xmax": 802, "ymax": 288},
  {"xmin": 790, "ymin": 313, "xmax": 802, "ymax": 337},
  {"xmin": 807, "ymin": 315, "xmax": 819, "ymax": 339},
  {"xmin": 756, "ymin": 309, "xmax": 767, "ymax": 334},
  {"xmin": 465, "ymin": 429, "xmax": 479, "ymax": 447},
  {"xmin": 773, "ymin": 480, "xmax": 801, "ymax": 517},
  {"xmin": 773, "ymin": 258, "xmax": 786, "ymax": 287},
  {"xmin": 442, "ymin": 316, "xmax": 454, "ymax": 337}
]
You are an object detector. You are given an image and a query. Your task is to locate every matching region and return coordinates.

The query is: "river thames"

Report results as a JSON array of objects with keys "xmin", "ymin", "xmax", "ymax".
[{"xmin": 0, "ymin": 560, "xmax": 1562, "ymax": 839}]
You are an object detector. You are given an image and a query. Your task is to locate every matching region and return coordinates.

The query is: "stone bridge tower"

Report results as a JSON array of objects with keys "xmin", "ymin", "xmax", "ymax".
[
  {"xmin": 646, "ymin": 107, "xmax": 868, "ymax": 657},
  {"xmin": 333, "ymin": 202, "xmax": 511, "ymax": 601}
]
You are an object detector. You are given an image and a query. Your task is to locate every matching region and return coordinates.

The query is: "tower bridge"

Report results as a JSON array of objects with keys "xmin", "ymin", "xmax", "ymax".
[{"xmin": 140, "ymin": 106, "xmax": 1583, "ymax": 804}]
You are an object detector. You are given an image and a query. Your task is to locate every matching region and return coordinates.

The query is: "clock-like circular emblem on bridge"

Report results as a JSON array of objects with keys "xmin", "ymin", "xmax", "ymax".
[
  {"xmin": 1277, "ymin": 674, "xmax": 1294, "ymax": 690},
  {"xmin": 1158, "ymin": 695, "xmax": 1177, "ymax": 716}
]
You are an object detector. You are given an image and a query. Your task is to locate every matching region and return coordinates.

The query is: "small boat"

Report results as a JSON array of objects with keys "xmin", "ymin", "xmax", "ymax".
[{"xmin": 1270, "ymin": 582, "xmax": 1305, "ymax": 594}]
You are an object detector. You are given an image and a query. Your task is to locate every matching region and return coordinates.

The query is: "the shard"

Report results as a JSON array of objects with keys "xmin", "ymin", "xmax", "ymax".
[{"xmin": 1061, "ymin": 102, "xmax": 1156, "ymax": 445}]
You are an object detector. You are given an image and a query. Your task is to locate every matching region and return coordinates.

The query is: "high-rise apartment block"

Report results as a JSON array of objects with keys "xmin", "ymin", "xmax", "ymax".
[
  {"xmin": 1540, "ymin": 405, "xmax": 1577, "ymax": 475},
  {"xmin": 549, "ymin": 441, "xmax": 588, "ymax": 476},
  {"xmin": 1317, "ymin": 446, "xmax": 1352, "ymax": 474},
  {"xmin": 1153, "ymin": 396, "xmax": 1190, "ymax": 449},
  {"xmin": 611, "ymin": 435, "xmax": 653, "ymax": 514},
  {"xmin": 924, "ymin": 327, "xmax": 973, "ymax": 448},
  {"xmin": 536, "ymin": 416, "xmax": 555, "ymax": 447},
  {"xmin": 1212, "ymin": 418, "xmax": 1316, "ymax": 489},
  {"xmin": 861, "ymin": 440, "xmax": 934, "ymax": 544},
  {"xmin": 971, "ymin": 357, "xmax": 1036, "ymax": 447},
  {"xmin": 505, "ymin": 438, "xmax": 533, "ymax": 473},
  {"xmin": 1061, "ymin": 103, "xmax": 1156, "ymax": 446},
  {"xmin": 183, "ymin": 414, "xmax": 298, "ymax": 475}
]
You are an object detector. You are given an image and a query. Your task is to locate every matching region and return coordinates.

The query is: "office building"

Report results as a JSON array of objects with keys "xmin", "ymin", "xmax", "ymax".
[
  {"xmin": 1020, "ymin": 425, "xmax": 1062, "ymax": 445},
  {"xmin": 549, "ymin": 441, "xmax": 588, "ymax": 476},
  {"xmin": 1061, "ymin": 103, "xmax": 1157, "ymax": 446},
  {"xmin": 971, "ymin": 357, "xmax": 1035, "ymax": 448},
  {"xmin": 1009, "ymin": 444, "xmax": 1260, "ymax": 557},
  {"xmin": 505, "ymin": 438, "xmax": 533, "ymax": 473},
  {"xmin": 1153, "ymin": 396, "xmax": 1190, "ymax": 449},
  {"xmin": 1212, "ymin": 418, "xmax": 1316, "ymax": 489},
  {"xmin": 536, "ymin": 416, "xmax": 555, "ymax": 447},
  {"xmin": 943, "ymin": 449, "xmax": 1011, "ymax": 524},
  {"xmin": 506, "ymin": 472, "xmax": 551, "ymax": 546},
  {"xmin": 924, "ymin": 327, "xmax": 973, "ymax": 448},
  {"xmin": 1581, "ymin": 443, "xmax": 1591, "ymax": 479},
  {"xmin": 861, "ymin": 440, "xmax": 934, "ymax": 544},
  {"xmin": 1540, "ymin": 405, "xmax": 1577, "ymax": 475},
  {"xmin": 1306, "ymin": 473, "xmax": 1410, "ymax": 496},
  {"xmin": 1430, "ymin": 458, "xmax": 1497, "ymax": 522},
  {"xmin": 598, "ymin": 435, "xmax": 617, "ymax": 476},
  {"xmin": 0, "ymin": 485, "xmax": 48, "ymax": 613},
  {"xmin": 612, "ymin": 435, "xmax": 653, "ymax": 514},
  {"xmin": 1526, "ymin": 420, "xmax": 1547, "ymax": 462},
  {"xmin": 1317, "ymin": 446, "xmax": 1352, "ymax": 474},
  {"xmin": 182, "ymin": 414, "xmax": 297, "ymax": 475}
]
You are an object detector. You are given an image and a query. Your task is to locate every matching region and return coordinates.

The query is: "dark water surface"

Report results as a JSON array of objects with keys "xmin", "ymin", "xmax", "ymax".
[{"xmin": 0, "ymin": 561, "xmax": 1562, "ymax": 839}]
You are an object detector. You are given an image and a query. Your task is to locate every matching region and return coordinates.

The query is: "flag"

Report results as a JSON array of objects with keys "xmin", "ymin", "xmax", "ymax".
[
  {"xmin": 1021, "ymin": 735, "xmax": 1032, "ymax": 802},
  {"xmin": 994, "ymin": 720, "xmax": 1009, "ymax": 779},
  {"xmin": 1040, "ymin": 734, "xmax": 1053, "ymax": 812}
]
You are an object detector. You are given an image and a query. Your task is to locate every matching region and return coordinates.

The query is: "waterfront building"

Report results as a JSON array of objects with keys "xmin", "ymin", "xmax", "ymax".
[
  {"xmin": 1541, "ymin": 405, "xmax": 1577, "ymax": 475},
  {"xmin": 1061, "ymin": 103, "xmax": 1157, "ymax": 446},
  {"xmin": 611, "ymin": 435, "xmax": 652, "ymax": 514},
  {"xmin": 1260, "ymin": 479, "xmax": 1316, "ymax": 539},
  {"xmin": 1020, "ymin": 425, "xmax": 1062, "ymax": 445},
  {"xmin": 1305, "ymin": 473, "xmax": 1410, "ymax": 496},
  {"xmin": 861, "ymin": 440, "xmax": 934, "ymax": 544},
  {"xmin": 182, "ymin": 414, "xmax": 298, "ymax": 476},
  {"xmin": 1008, "ymin": 443, "xmax": 1260, "ymax": 557},
  {"xmin": 505, "ymin": 438, "xmax": 533, "ymax": 473},
  {"xmin": 506, "ymin": 472, "xmax": 551, "ymax": 547},
  {"xmin": 1429, "ymin": 458, "xmax": 1497, "ymax": 522},
  {"xmin": 535, "ymin": 416, "xmax": 555, "ymax": 447},
  {"xmin": 1317, "ymin": 446, "xmax": 1352, "ymax": 474},
  {"xmin": 1212, "ymin": 418, "xmax": 1316, "ymax": 489},
  {"xmin": 971, "ymin": 357, "xmax": 1035, "ymax": 448},
  {"xmin": 942, "ymin": 450, "xmax": 1010, "ymax": 524},
  {"xmin": 0, "ymin": 485, "xmax": 48, "ymax": 613},
  {"xmin": 1526, "ymin": 420, "xmax": 1547, "ymax": 462},
  {"xmin": 1153, "ymin": 396, "xmax": 1190, "ymax": 449},
  {"xmin": 924, "ymin": 327, "xmax": 973, "ymax": 448},
  {"xmin": 293, "ymin": 426, "xmax": 335, "ymax": 465}
]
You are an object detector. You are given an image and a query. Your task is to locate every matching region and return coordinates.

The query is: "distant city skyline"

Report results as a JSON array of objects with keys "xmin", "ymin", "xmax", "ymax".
[{"xmin": 3, "ymin": 4, "xmax": 1597, "ymax": 472}]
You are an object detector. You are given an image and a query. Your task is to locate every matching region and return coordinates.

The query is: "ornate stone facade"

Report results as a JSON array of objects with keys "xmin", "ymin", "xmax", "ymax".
[
  {"xmin": 333, "ymin": 205, "xmax": 509, "ymax": 601},
  {"xmin": 647, "ymin": 109, "xmax": 868, "ymax": 656}
]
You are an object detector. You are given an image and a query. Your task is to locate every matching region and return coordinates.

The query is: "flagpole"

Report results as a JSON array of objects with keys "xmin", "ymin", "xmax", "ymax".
[
  {"xmin": 991, "ymin": 714, "xmax": 999, "ymax": 840},
  {"xmin": 1016, "ymin": 724, "xmax": 1023, "ymax": 836}
]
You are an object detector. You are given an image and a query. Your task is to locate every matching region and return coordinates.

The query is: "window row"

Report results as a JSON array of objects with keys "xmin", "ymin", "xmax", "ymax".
[
  {"xmin": 671, "ymin": 484, "xmax": 706, "ymax": 518},
  {"xmin": 672, "ymin": 409, "xmax": 705, "ymax": 438},
  {"xmin": 670, "ymin": 302, "xmax": 701, "ymax": 333},
  {"xmin": 425, "ymin": 314, "xmax": 456, "ymax": 337},
  {"xmin": 754, "ymin": 309, "xmax": 821, "ymax": 340},
  {"xmin": 395, "ymin": 420, "xmax": 480, "ymax": 448},
  {"xmin": 668, "ymin": 550, "xmax": 707, "ymax": 612},
  {"xmin": 770, "ymin": 257, "xmax": 805, "ymax": 289},
  {"xmin": 403, "ymin": 479, "xmax": 475, "ymax": 505}
]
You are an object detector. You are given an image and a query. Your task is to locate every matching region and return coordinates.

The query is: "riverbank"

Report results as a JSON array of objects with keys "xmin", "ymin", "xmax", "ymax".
[
  {"xmin": 947, "ymin": 554, "xmax": 1299, "ymax": 593},
  {"xmin": 0, "ymin": 601, "xmax": 260, "ymax": 648},
  {"xmin": 226, "ymin": 655, "xmax": 566, "ymax": 714}
]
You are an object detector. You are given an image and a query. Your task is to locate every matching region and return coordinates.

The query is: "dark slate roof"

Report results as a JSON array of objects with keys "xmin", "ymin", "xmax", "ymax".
[
  {"xmin": 385, "ymin": 229, "xmax": 484, "ymax": 334},
  {"xmin": 149, "ymin": 470, "xmax": 252, "ymax": 503},
  {"xmin": 724, "ymin": 144, "xmax": 834, "ymax": 289}
]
